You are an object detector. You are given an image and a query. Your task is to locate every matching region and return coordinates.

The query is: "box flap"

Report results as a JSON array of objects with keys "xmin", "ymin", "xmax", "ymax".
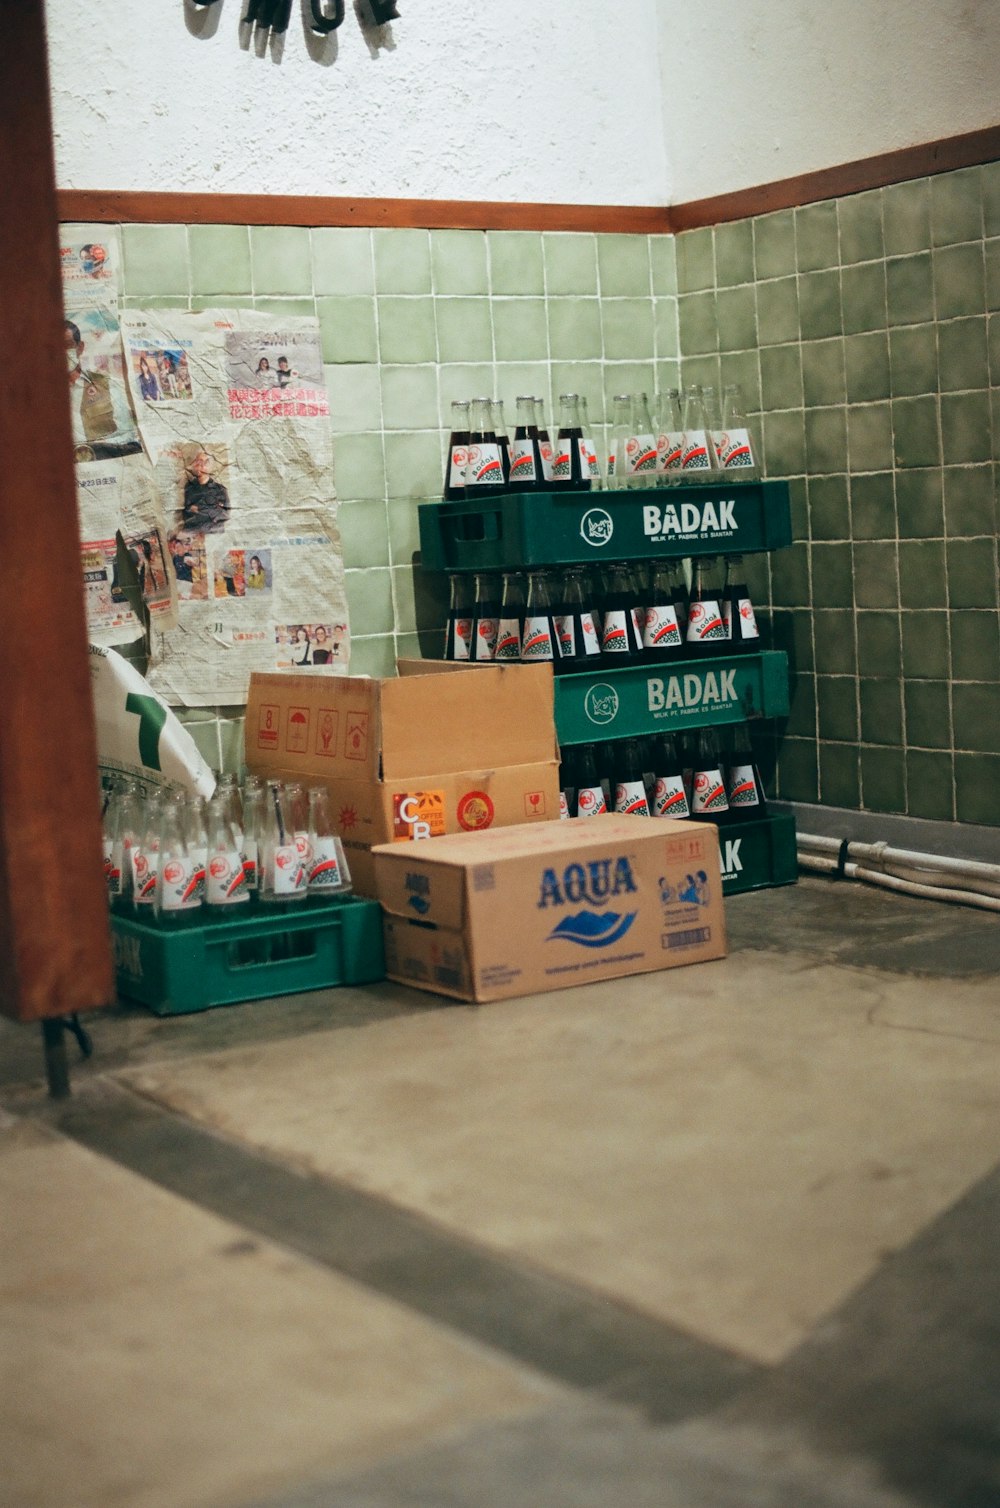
[
  {"xmin": 380, "ymin": 663, "xmax": 555, "ymax": 779},
  {"xmin": 374, "ymin": 850, "xmax": 468, "ymax": 928},
  {"xmin": 245, "ymin": 672, "xmax": 383, "ymax": 779}
]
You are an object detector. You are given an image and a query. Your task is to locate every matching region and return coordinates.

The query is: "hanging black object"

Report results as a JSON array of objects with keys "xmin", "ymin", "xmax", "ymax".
[
  {"xmin": 310, "ymin": 0, "xmax": 345, "ymax": 30},
  {"xmin": 368, "ymin": 0, "xmax": 400, "ymax": 20},
  {"xmin": 243, "ymin": 0, "xmax": 293, "ymax": 32}
]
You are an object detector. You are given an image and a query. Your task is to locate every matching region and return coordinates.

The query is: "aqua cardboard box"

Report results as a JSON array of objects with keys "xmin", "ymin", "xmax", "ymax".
[
  {"xmin": 374, "ymin": 813, "xmax": 727, "ymax": 1004},
  {"xmin": 245, "ymin": 663, "xmax": 560, "ymax": 898}
]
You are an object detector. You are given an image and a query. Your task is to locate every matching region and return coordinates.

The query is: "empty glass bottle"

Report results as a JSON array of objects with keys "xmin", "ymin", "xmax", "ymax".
[
  {"xmin": 625, "ymin": 393, "xmax": 658, "ymax": 488},
  {"xmin": 205, "ymin": 789, "xmax": 250, "ymax": 909},
  {"xmin": 680, "ymin": 386, "xmax": 714, "ymax": 481},
  {"xmin": 156, "ymin": 791, "xmax": 202, "ymax": 924},
  {"xmin": 443, "ymin": 399, "xmax": 470, "ymax": 501},
  {"xmin": 655, "ymin": 388, "xmax": 684, "ymax": 486},
  {"xmin": 714, "ymin": 384, "xmax": 758, "ymax": 480},
  {"xmin": 307, "ymin": 786, "xmax": 352, "ymax": 897},
  {"xmin": 606, "ymin": 393, "xmax": 631, "ymax": 491}
]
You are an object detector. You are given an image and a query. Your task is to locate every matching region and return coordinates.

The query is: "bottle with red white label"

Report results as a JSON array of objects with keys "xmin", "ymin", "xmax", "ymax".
[
  {"xmin": 156, "ymin": 791, "xmax": 203, "ymax": 924},
  {"xmin": 520, "ymin": 570, "xmax": 559, "ymax": 663},
  {"xmin": 131, "ymin": 790, "xmax": 163, "ymax": 913},
  {"xmin": 722, "ymin": 554, "xmax": 761, "ymax": 651},
  {"xmin": 102, "ymin": 782, "xmax": 126, "ymax": 905},
  {"xmin": 724, "ymin": 725, "xmax": 767, "ymax": 820},
  {"xmin": 714, "ymin": 384, "xmax": 758, "ymax": 480},
  {"xmin": 613, "ymin": 738, "xmax": 651, "ymax": 817},
  {"xmin": 578, "ymin": 394, "xmax": 602, "ymax": 488},
  {"xmin": 471, "ymin": 571, "xmax": 500, "ymax": 663},
  {"xmin": 600, "ymin": 562, "xmax": 644, "ymax": 662},
  {"xmin": 552, "ymin": 393, "xmax": 592, "ymax": 492},
  {"xmin": 641, "ymin": 559, "xmax": 684, "ymax": 661},
  {"xmin": 700, "ymin": 385, "xmax": 725, "ymax": 475},
  {"xmin": 690, "ymin": 729, "xmax": 731, "ymax": 823},
  {"xmin": 533, "ymin": 398, "xmax": 556, "ymax": 489},
  {"xmin": 625, "ymin": 392, "xmax": 659, "ymax": 488},
  {"xmin": 261, "ymin": 782, "xmax": 308, "ymax": 907},
  {"xmin": 241, "ymin": 776, "xmax": 265, "ymax": 900},
  {"xmin": 509, "ymin": 395, "xmax": 543, "ymax": 492},
  {"xmin": 558, "ymin": 747, "xmax": 576, "ymax": 820},
  {"xmin": 650, "ymin": 734, "xmax": 691, "ymax": 820},
  {"xmin": 655, "ymin": 387, "xmax": 685, "ymax": 486},
  {"xmin": 685, "ymin": 557, "xmax": 727, "ymax": 655},
  {"xmin": 465, "ymin": 397, "xmax": 506, "ymax": 494},
  {"xmin": 493, "ymin": 572, "xmax": 524, "ymax": 662},
  {"xmin": 553, "ymin": 564, "xmax": 602, "ymax": 675},
  {"xmin": 444, "ymin": 573, "xmax": 475, "ymax": 662},
  {"xmin": 183, "ymin": 794, "xmax": 209, "ymax": 907},
  {"xmin": 443, "ymin": 400, "xmax": 470, "ymax": 501},
  {"xmin": 680, "ymin": 386, "xmax": 714, "ymax": 481},
  {"xmin": 574, "ymin": 743, "xmax": 609, "ymax": 818},
  {"xmin": 205, "ymin": 789, "xmax": 250, "ymax": 909},
  {"xmin": 606, "ymin": 394, "xmax": 631, "ymax": 491},
  {"xmin": 307, "ymin": 786, "xmax": 352, "ymax": 897},
  {"xmin": 492, "ymin": 398, "xmax": 512, "ymax": 490}
]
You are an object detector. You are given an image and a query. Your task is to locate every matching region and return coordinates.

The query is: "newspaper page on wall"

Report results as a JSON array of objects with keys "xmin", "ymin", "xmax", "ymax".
[
  {"xmin": 61, "ymin": 225, "xmax": 177, "ymax": 647},
  {"xmin": 118, "ymin": 308, "xmax": 348, "ymax": 707}
]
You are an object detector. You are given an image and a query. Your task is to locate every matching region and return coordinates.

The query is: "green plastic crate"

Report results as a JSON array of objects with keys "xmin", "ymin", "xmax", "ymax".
[
  {"xmin": 110, "ymin": 896, "xmax": 386, "ymax": 1015},
  {"xmin": 718, "ymin": 810, "xmax": 798, "ymax": 895},
  {"xmin": 553, "ymin": 649, "xmax": 791, "ymax": 745},
  {"xmin": 418, "ymin": 480, "xmax": 791, "ymax": 573}
]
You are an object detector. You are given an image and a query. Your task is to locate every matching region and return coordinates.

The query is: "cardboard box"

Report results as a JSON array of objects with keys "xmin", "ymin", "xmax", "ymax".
[
  {"xmin": 244, "ymin": 663, "xmax": 560, "ymax": 897},
  {"xmin": 374, "ymin": 814, "xmax": 727, "ymax": 1003}
]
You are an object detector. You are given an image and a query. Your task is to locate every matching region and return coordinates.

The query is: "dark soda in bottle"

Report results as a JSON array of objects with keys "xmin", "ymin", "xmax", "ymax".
[
  {"xmin": 689, "ymin": 729, "xmax": 731, "ymax": 823},
  {"xmin": 552, "ymin": 393, "xmax": 592, "ymax": 492},
  {"xmin": 466, "ymin": 397, "xmax": 506, "ymax": 495},
  {"xmin": 641, "ymin": 559, "xmax": 684, "ymax": 660},
  {"xmin": 650, "ymin": 733, "xmax": 691, "ymax": 819},
  {"xmin": 574, "ymin": 743, "xmax": 609, "ymax": 817},
  {"xmin": 520, "ymin": 570, "xmax": 559, "ymax": 664},
  {"xmin": 724, "ymin": 724, "xmax": 767, "ymax": 819},
  {"xmin": 722, "ymin": 555, "xmax": 761, "ymax": 652},
  {"xmin": 554, "ymin": 564, "xmax": 602, "ymax": 675},
  {"xmin": 509, "ymin": 396, "xmax": 543, "ymax": 492},
  {"xmin": 613, "ymin": 738, "xmax": 651, "ymax": 816},
  {"xmin": 600, "ymin": 563, "xmax": 644, "ymax": 662},
  {"xmin": 493, "ymin": 572, "xmax": 524, "ymax": 662},
  {"xmin": 471, "ymin": 571, "xmax": 500, "ymax": 663},
  {"xmin": 444, "ymin": 573, "xmax": 474, "ymax": 661},
  {"xmin": 686, "ymin": 557, "xmax": 727, "ymax": 655}
]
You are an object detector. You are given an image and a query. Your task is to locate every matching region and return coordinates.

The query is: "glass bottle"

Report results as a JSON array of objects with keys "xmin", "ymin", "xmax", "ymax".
[
  {"xmin": 722, "ymin": 554, "xmax": 761, "ymax": 651},
  {"xmin": 183, "ymin": 793, "xmax": 209, "ymax": 908},
  {"xmin": 443, "ymin": 399, "xmax": 470, "ymax": 501},
  {"xmin": 613, "ymin": 738, "xmax": 651, "ymax": 816},
  {"xmin": 625, "ymin": 392, "xmax": 658, "ymax": 488},
  {"xmin": 558, "ymin": 746, "xmax": 576, "ymax": 820},
  {"xmin": 642, "ymin": 558, "xmax": 684, "ymax": 660},
  {"xmin": 650, "ymin": 734, "xmax": 691, "ymax": 819},
  {"xmin": 533, "ymin": 398, "xmax": 556, "ymax": 489},
  {"xmin": 205, "ymin": 789, "xmax": 250, "ymax": 910},
  {"xmin": 579, "ymin": 394, "xmax": 602, "ymax": 489},
  {"xmin": 600, "ymin": 562, "xmax": 643, "ymax": 662},
  {"xmin": 553, "ymin": 564, "xmax": 602, "ymax": 675},
  {"xmin": 241, "ymin": 776, "xmax": 265, "ymax": 901},
  {"xmin": 509, "ymin": 395, "xmax": 543, "ymax": 492},
  {"xmin": 724, "ymin": 725, "xmax": 767, "ymax": 820},
  {"xmin": 680, "ymin": 386, "xmax": 713, "ymax": 481},
  {"xmin": 260, "ymin": 781, "xmax": 308, "ymax": 907},
  {"xmin": 519, "ymin": 569, "xmax": 558, "ymax": 663},
  {"xmin": 606, "ymin": 394, "xmax": 631, "ymax": 492},
  {"xmin": 132, "ymin": 789, "xmax": 163, "ymax": 914},
  {"xmin": 685, "ymin": 557, "xmax": 727, "ymax": 654},
  {"xmin": 471, "ymin": 571, "xmax": 500, "ymax": 664},
  {"xmin": 716, "ymin": 384, "xmax": 758, "ymax": 480},
  {"xmin": 699, "ymin": 385, "xmax": 724, "ymax": 476},
  {"xmin": 444, "ymin": 573, "xmax": 475, "ymax": 662},
  {"xmin": 689, "ymin": 729, "xmax": 731, "ymax": 823},
  {"xmin": 552, "ymin": 393, "xmax": 591, "ymax": 492},
  {"xmin": 574, "ymin": 743, "xmax": 609, "ymax": 817},
  {"xmin": 102, "ymin": 782, "xmax": 126, "ymax": 907},
  {"xmin": 307, "ymin": 786, "xmax": 352, "ymax": 897},
  {"xmin": 465, "ymin": 396, "xmax": 505, "ymax": 495},
  {"xmin": 493, "ymin": 572, "xmax": 524, "ymax": 662},
  {"xmin": 156, "ymin": 791, "xmax": 202, "ymax": 924},
  {"xmin": 655, "ymin": 387, "xmax": 684, "ymax": 486},
  {"xmin": 492, "ymin": 398, "xmax": 512, "ymax": 490}
]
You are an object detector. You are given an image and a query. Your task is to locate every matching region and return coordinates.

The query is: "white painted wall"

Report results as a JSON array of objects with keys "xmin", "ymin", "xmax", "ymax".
[
  {"xmin": 46, "ymin": 0, "xmax": 672, "ymax": 204},
  {"xmin": 659, "ymin": 0, "xmax": 1000, "ymax": 202}
]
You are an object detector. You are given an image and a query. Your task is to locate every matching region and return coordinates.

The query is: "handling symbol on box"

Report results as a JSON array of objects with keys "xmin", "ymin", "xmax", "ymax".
[{"xmin": 525, "ymin": 790, "xmax": 546, "ymax": 817}]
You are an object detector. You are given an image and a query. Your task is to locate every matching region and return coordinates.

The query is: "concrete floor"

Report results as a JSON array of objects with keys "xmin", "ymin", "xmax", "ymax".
[{"xmin": 2, "ymin": 873, "xmax": 999, "ymax": 1508}]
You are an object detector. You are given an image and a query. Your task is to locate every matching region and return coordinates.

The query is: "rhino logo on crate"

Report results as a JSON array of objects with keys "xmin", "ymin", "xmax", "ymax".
[
  {"xmin": 584, "ymin": 683, "xmax": 620, "ymax": 727},
  {"xmin": 580, "ymin": 507, "xmax": 614, "ymax": 548},
  {"xmin": 539, "ymin": 856, "xmax": 638, "ymax": 950}
]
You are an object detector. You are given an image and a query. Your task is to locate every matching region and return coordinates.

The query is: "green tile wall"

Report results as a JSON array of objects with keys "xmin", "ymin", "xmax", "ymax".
[{"xmin": 676, "ymin": 162, "xmax": 1000, "ymax": 826}]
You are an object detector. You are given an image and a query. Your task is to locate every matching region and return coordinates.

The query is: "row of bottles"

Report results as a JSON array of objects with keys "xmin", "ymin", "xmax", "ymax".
[
  {"xmin": 442, "ymin": 385, "xmax": 757, "ymax": 499},
  {"xmin": 444, "ymin": 555, "xmax": 760, "ymax": 669},
  {"xmin": 558, "ymin": 726, "xmax": 767, "ymax": 824},
  {"xmin": 103, "ymin": 775, "xmax": 352, "ymax": 925}
]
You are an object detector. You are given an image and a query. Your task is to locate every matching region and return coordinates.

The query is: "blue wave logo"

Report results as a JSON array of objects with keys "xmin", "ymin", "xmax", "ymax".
[
  {"xmin": 407, "ymin": 894, "xmax": 430, "ymax": 915},
  {"xmin": 547, "ymin": 910, "xmax": 637, "ymax": 949}
]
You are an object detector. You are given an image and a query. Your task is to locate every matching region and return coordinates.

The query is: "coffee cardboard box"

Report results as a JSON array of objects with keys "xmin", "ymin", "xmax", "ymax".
[
  {"xmin": 374, "ymin": 813, "xmax": 727, "ymax": 1003},
  {"xmin": 244, "ymin": 663, "xmax": 559, "ymax": 897}
]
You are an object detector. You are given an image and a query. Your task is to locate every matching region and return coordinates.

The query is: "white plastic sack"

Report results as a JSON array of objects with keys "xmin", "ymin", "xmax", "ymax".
[{"xmin": 89, "ymin": 645, "xmax": 216, "ymax": 797}]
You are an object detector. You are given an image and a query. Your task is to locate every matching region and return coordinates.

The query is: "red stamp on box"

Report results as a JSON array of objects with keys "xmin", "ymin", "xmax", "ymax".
[
  {"xmin": 345, "ymin": 710, "xmax": 369, "ymax": 761},
  {"xmin": 286, "ymin": 706, "xmax": 310, "ymax": 754},
  {"xmin": 257, "ymin": 704, "xmax": 279, "ymax": 749},
  {"xmin": 316, "ymin": 708, "xmax": 338, "ymax": 757},
  {"xmin": 524, "ymin": 790, "xmax": 547, "ymax": 817},
  {"xmin": 457, "ymin": 790, "xmax": 495, "ymax": 831}
]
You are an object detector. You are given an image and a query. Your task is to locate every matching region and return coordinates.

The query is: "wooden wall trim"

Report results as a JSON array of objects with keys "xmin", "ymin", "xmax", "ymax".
[
  {"xmin": 1, "ymin": 5, "xmax": 113, "ymax": 1022},
  {"xmin": 58, "ymin": 124, "xmax": 1000, "ymax": 235},
  {"xmin": 670, "ymin": 124, "xmax": 1000, "ymax": 230},
  {"xmin": 56, "ymin": 192, "xmax": 672, "ymax": 235}
]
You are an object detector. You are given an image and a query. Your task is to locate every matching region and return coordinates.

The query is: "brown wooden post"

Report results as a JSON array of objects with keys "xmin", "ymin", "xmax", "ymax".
[{"xmin": 0, "ymin": 0, "xmax": 113, "ymax": 1023}]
